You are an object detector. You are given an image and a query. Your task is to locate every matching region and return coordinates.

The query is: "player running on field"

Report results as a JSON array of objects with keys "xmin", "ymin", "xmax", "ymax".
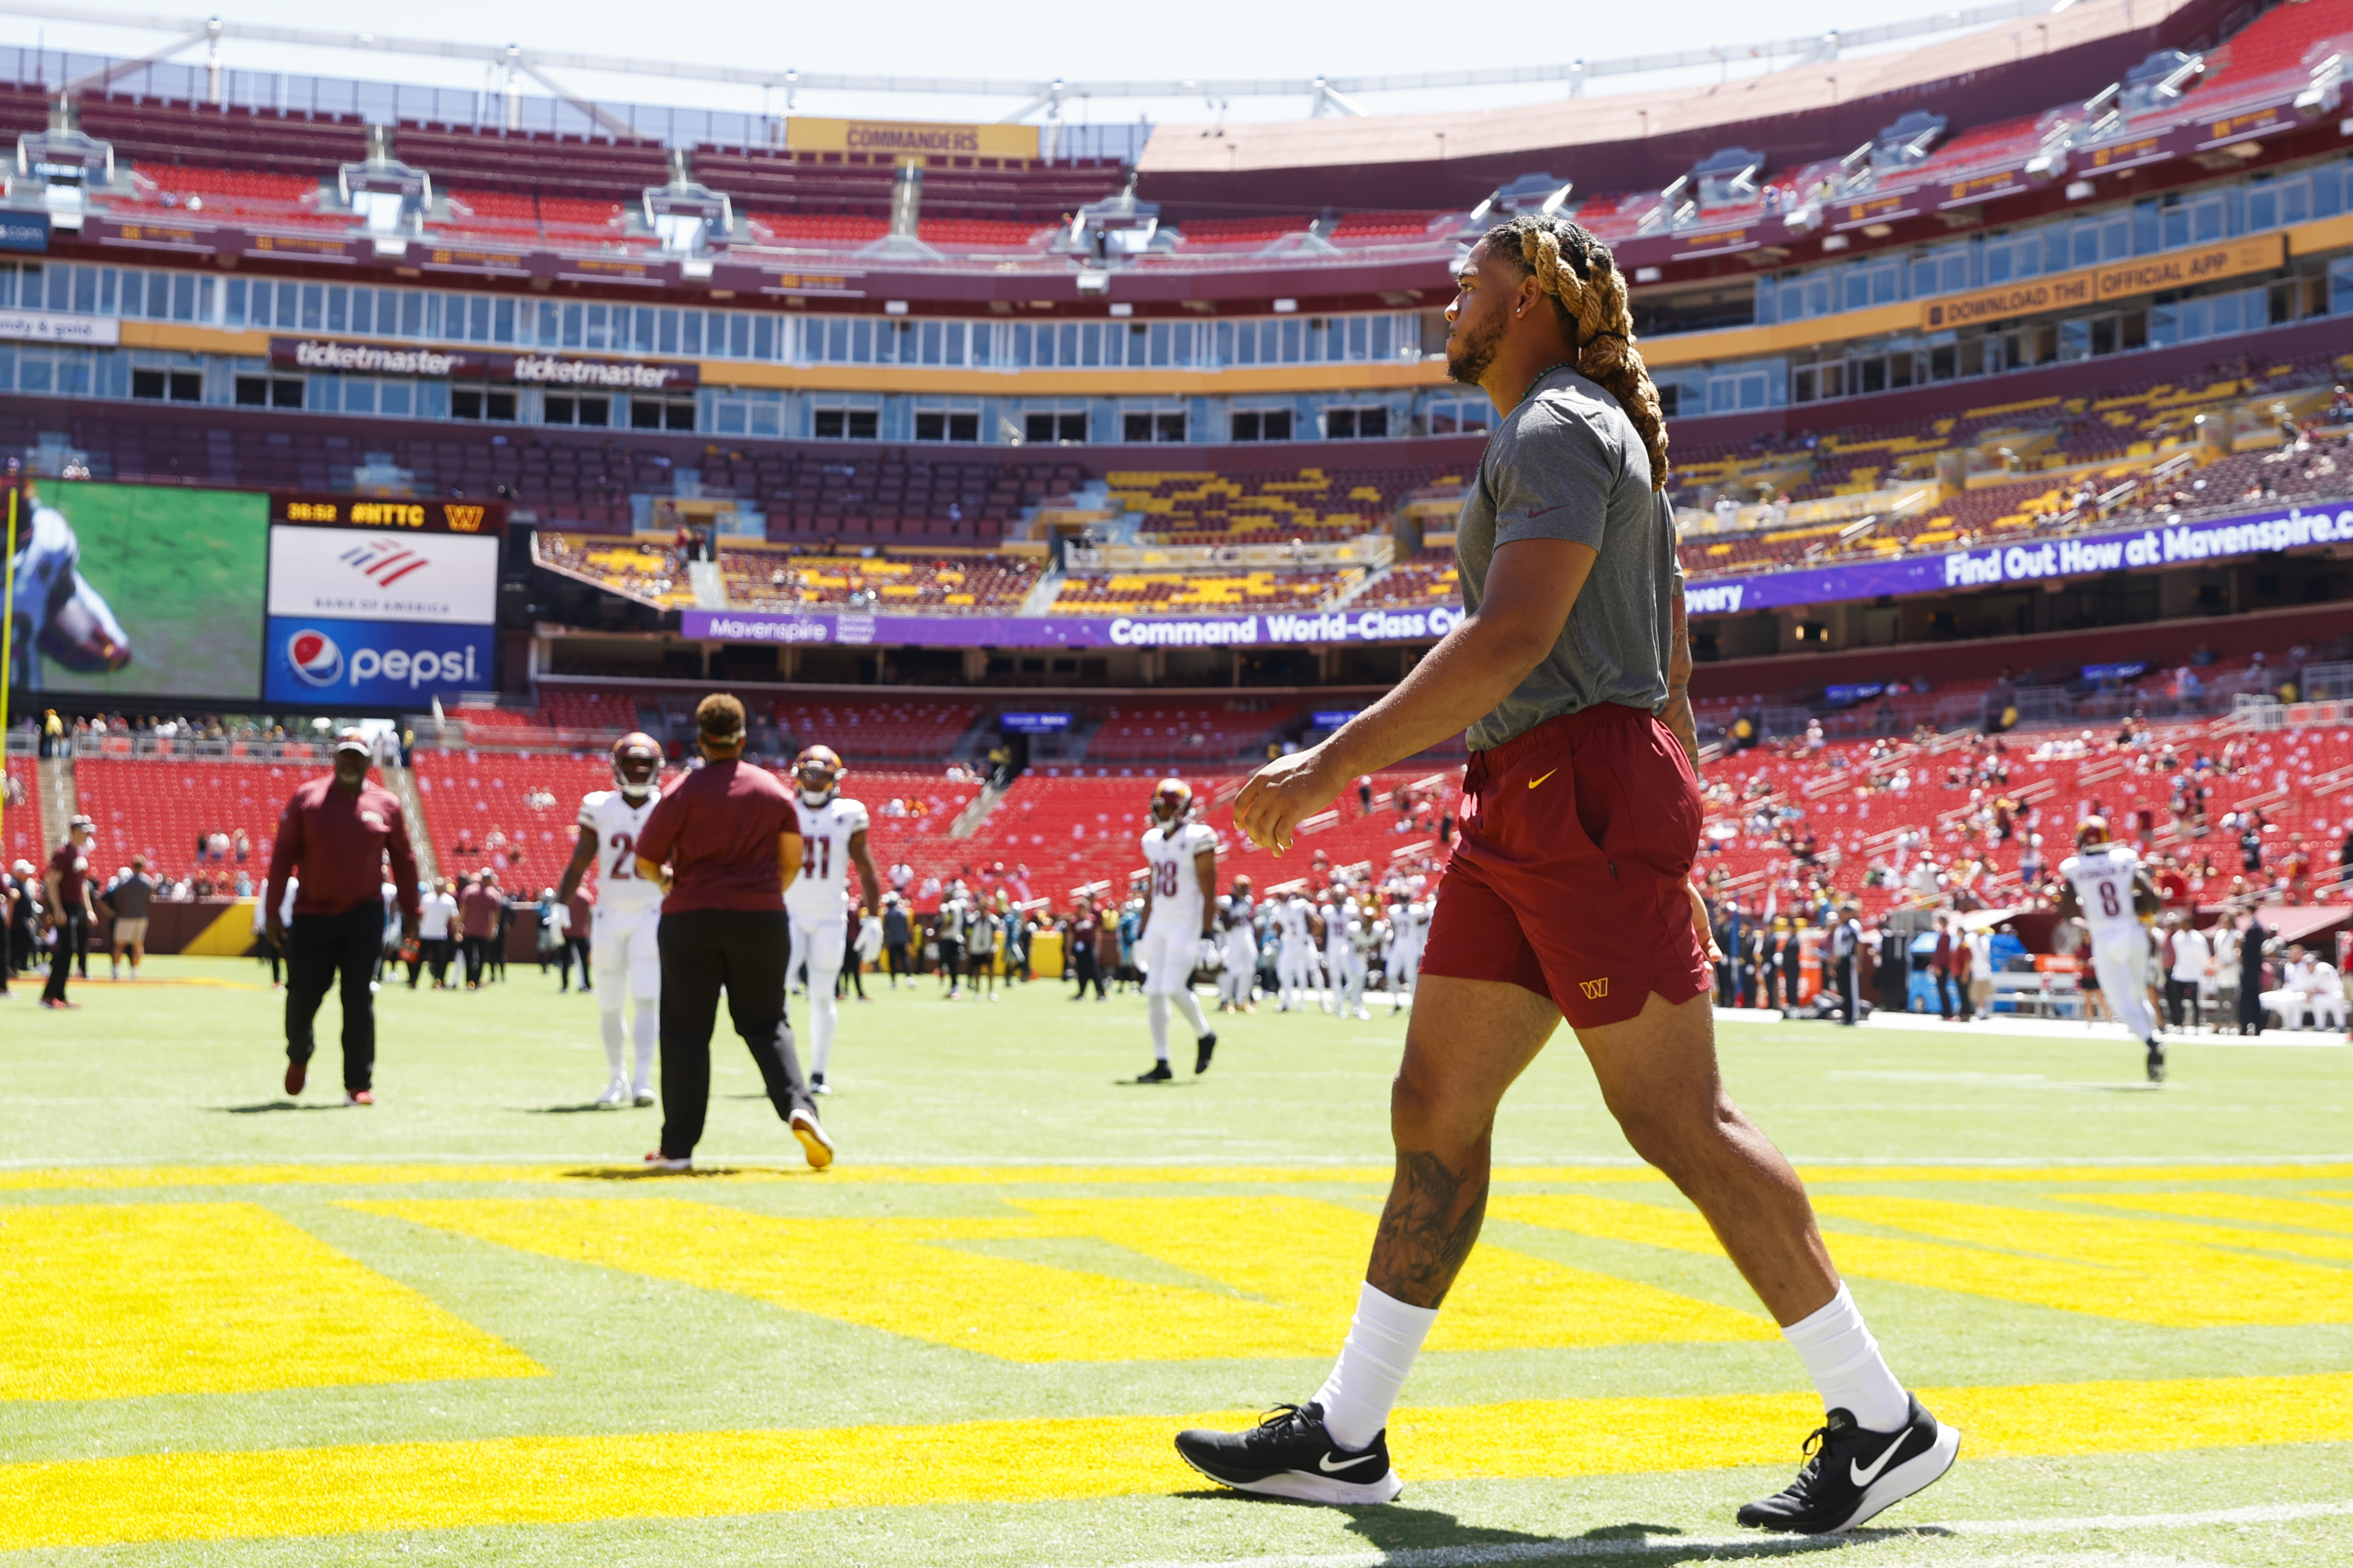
[
  {"xmin": 2057, "ymin": 814, "xmax": 2168, "ymax": 1081},
  {"xmin": 559, "ymin": 732, "xmax": 668, "ymax": 1107},
  {"xmin": 786, "ymin": 746, "xmax": 882, "ymax": 1094},
  {"xmin": 1175, "ymin": 212, "xmax": 1956, "ymax": 1537},
  {"xmin": 1133, "ymin": 779, "xmax": 1219, "ymax": 1082}
]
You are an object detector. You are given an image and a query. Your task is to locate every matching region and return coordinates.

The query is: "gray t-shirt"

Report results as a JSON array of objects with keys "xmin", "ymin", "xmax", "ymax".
[{"xmin": 1455, "ymin": 366, "xmax": 1682, "ymax": 751}]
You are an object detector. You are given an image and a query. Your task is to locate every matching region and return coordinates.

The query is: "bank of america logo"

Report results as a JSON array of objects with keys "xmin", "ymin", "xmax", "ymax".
[{"xmin": 338, "ymin": 539, "xmax": 430, "ymax": 587}]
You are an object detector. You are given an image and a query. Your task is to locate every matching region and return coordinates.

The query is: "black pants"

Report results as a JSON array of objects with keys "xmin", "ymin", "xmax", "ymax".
[
  {"xmin": 1072, "ymin": 945, "xmax": 1103, "ymax": 999},
  {"xmin": 287, "ymin": 904, "xmax": 382, "ymax": 1092},
  {"xmin": 566, "ymin": 935, "xmax": 591, "ymax": 990},
  {"xmin": 2165, "ymin": 976, "xmax": 2201, "ymax": 1030},
  {"xmin": 462, "ymin": 934, "xmax": 490, "ymax": 987},
  {"xmin": 885, "ymin": 941, "xmax": 909, "ymax": 983},
  {"xmin": 838, "ymin": 931, "xmax": 864, "ymax": 999},
  {"xmin": 2239, "ymin": 977, "xmax": 2265, "ymax": 1034},
  {"xmin": 937, "ymin": 939, "xmax": 963, "ymax": 989},
  {"xmin": 1837, "ymin": 957, "xmax": 1860, "ymax": 1025},
  {"xmin": 657, "ymin": 909, "xmax": 813, "ymax": 1159},
  {"xmin": 1757, "ymin": 956, "xmax": 1779, "ymax": 1010},
  {"xmin": 41, "ymin": 913, "xmax": 86, "ymax": 1003}
]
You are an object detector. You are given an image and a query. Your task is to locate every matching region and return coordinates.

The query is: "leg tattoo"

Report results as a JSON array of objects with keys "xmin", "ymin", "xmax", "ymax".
[{"xmin": 1367, "ymin": 1150, "xmax": 1488, "ymax": 1308}]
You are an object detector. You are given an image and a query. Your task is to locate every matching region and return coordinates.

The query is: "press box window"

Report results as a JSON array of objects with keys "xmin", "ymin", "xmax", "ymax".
[
  {"xmin": 133, "ymin": 369, "xmax": 204, "ymax": 403},
  {"xmin": 813, "ymin": 408, "xmax": 878, "ymax": 440},
  {"xmin": 544, "ymin": 394, "xmax": 611, "ymax": 427},
  {"xmin": 451, "ymin": 387, "xmax": 518, "ymax": 422},
  {"xmin": 1123, "ymin": 411, "xmax": 1186, "ymax": 443},
  {"xmin": 1024, "ymin": 412, "xmax": 1088, "ymax": 444},
  {"xmin": 630, "ymin": 397, "xmax": 697, "ymax": 431},
  {"xmin": 1230, "ymin": 410, "xmax": 1292, "ymax": 442},
  {"xmin": 914, "ymin": 411, "xmax": 979, "ymax": 442},
  {"xmin": 234, "ymin": 375, "xmax": 305, "ymax": 409},
  {"xmin": 1324, "ymin": 406, "xmax": 1388, "ymax": 439}
]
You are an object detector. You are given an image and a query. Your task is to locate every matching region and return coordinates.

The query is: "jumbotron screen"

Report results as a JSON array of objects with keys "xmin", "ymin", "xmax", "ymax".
[{"xmin": 4, "ymin": 479, "xmax": 269, "ymax": 702}]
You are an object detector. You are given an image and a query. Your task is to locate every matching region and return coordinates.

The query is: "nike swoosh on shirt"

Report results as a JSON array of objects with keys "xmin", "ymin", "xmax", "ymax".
[
  {"xmin": 1850, "ymin": 1430, "xmax": 1912, "ymax": 1487},
  {"xmin": 1527, "ymin": 769, "xmax": 1558, "ymax": 789},
  {"xmin": 1318, "ymin": 1450, "xmax": 1383, "ymax": 1474}
]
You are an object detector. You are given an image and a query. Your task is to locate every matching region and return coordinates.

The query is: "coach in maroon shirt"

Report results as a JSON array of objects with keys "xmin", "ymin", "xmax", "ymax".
[
  {"xmin": 632, "ymin": 693, "xmax": 832, "ymax": 1172},
  {"xmin": 266, "ymin": 730, "xmax": 421, "ymax": 1103}
]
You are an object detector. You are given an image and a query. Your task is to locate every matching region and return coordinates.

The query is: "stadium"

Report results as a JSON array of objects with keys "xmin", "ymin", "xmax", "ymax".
[{"xmin": 3, "ymin": 0, "xmax": 2353, "ymax": 1559}]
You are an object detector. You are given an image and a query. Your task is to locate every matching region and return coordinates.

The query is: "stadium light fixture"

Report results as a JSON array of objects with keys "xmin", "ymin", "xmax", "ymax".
[{"xmin": 2065, "ymin": 179, "xmax": 2097, "ymax": 200}]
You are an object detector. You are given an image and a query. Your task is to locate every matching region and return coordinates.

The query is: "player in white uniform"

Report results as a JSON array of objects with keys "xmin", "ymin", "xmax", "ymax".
[
  {"xmin": 1344, "ymin": 905, "xmax": 1381, "ymax": 1020},
  {"xmin": 2057, "ymin": 816, "xmax": 2167, "ymax": 1081},
  {"xmin": 1218, "ymin": 877, "xmax": 1259, "ymax": 1012},
  {"xmin": 1319, "ymin": 894, "xmax": 1355, "ymax": 1014},
  {"xmin": 1274, "ymin": 892, "xmax": 1320, "ymax": 1012},
  {"xmin": 786, "ymin": 746, "xmax": 883, "ymax": 1095},
  {"xmin": 557, "ymin": 733, "xmax": 666, "ymax": 1107},
  {"xmin": 1134, "ymin": 779, "xmax": 1220, "ymax": 1082},
  {"xmin": 1385, "ymin": 895, "xmax": 1430, "ymax": 1015}
]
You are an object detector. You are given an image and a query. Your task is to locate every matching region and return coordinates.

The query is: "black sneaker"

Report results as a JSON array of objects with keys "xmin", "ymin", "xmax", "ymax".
[
  {"xmin": 1135, "ymin": 1061, "xmax": 1174, "ymax": 1083},
  {"xmin": 810, "ymin": 1070, "xmax": 831, "ymax": 1096},
  {"xmin": 1737, "ymin": 1395, "xmax": 1958, "ymax": 1536},
  {"xmin": 2145, "ymin": 1040, "xmax": 2166, "ymax": 1083},
  {"xmin": 1174, "ymin": 1402, "xmax": 1402, "ymax": 1505},
  {"xmin": 1195, "ymin": 1031, "xmax": 1217, "ymax": 1075}
]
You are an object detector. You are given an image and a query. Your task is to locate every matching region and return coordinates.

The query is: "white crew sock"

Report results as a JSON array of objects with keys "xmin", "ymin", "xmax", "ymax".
[
  {"xmin": 631, "ymin": 1000, "xmax": 658, "ymax": 1094},
  {"xmin": 599, "ymin": 1007, "xmax": 627, "ymax": 1085},
  {"xmin": 1169, "ymin": 986, "xmax": 1209, "ymax": 1039},
  {"xmin": 1148, "ymin": 994, "xmax": 1172, "ymax": 1062},
  {"xmin": 1781, "ymin": 1283, "xmax": 1909, "ymax": 1432},
  {"xmin": 1314, "ymin": 1282, "xmax": 1438, "ymax": 1452},
  {"xmin": 810, "ymin": 990, "xmax": 840, "ymax": 1076}
]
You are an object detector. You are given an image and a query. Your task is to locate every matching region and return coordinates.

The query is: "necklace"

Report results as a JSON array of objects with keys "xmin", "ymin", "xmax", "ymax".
[{"xmin": 1518, "ymin": 361, "xmax": 1578, "ymax": 406}]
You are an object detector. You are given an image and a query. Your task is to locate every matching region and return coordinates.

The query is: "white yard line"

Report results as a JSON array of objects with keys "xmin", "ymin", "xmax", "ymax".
[{"xmin": 1080, "ymin": 1499, "xmax": 2353, "ymax": 1568}]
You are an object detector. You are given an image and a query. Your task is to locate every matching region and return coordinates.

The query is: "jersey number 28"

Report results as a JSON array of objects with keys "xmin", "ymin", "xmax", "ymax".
[{"xmin": 1154, "ymin": 860, "xmax": 1180, "ymax": 897}]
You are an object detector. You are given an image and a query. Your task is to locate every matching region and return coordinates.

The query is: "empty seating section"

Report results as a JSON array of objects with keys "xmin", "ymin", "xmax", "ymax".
[
  {"xmin": 1112, "ymin": 467, "xmax": 1417, "ymax": 544},
  {"xmin": 1171, "ymin": 216, "xmax": 1311, "ymax": 250},
  {"xmin": 1353, "ymin": 549, "xmax": 1458, "ymax": 609},
  {"xmin": 989, "ymin": 769, "xmax": 1455, "ymax": 903},
  {"xmin": 766, "ymin": 453, "xmax": 1081, "ymax": 541},
  {"xmin": 1690, "ymin": 716, "xmax": 2353, "ymax": 918},
  {"xmin": 772, "ymin": 701, "xmax": 979, "ymax": 762},
  {"xmin": 745, "ymin": 212, "xmax": 889, "ymax": 247},
  {"xmin": 3, "ymin": 754, "xmax": 38, "ymax": 870},
  {"xmin": 725, "ymin": 549, "xmax": 1037, "ymax": 612},
  {"xmin": 73, "ymin": 759, "xmax": 303, "ymax": 883},
  {"xmin": 447, "ymin": 694, "xmax": 647, "ymax": 744},
  {"xmin": 1328, "ymin": 211, "xmax": 1449, "ymax": 245},
  {"xmin": 410, "ymin": 751, "xmax": 610, "ymax": 884},
  {"xmin": 2200, "ymin": 0, "xmax": 2353, "ymax": 91},
  {"xmin": 1083, "ymin": 703, "xmax": 1297, "ymax": 764},
  {"xmin": 540, "ymin": 691, "xmax": 648, "ymax": 734},
  {"xmin": 1049, "ymin": 568, "xmax": 1348, "ymax": 614}
]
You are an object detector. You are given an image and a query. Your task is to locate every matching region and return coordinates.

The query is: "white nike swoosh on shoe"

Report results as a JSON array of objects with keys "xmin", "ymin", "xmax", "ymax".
[
  {"xmin": 1850, "ymin": 1429, "xmax": 1912, "ymax": 1486},
  {"xmin": 1317, "ymin": 1450, "xmax": 1382, "ymax": 1473}
]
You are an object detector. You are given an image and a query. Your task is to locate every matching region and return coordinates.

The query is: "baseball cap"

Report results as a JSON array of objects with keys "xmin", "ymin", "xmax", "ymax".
[{"xmin": 334, "ymin": 728, "xmax": 372, "ymax": 756}]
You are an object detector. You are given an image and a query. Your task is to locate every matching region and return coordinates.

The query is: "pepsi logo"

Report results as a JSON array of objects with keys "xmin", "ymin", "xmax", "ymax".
[{"xmin": 288, "ymin": 628, "xmax": 344, "ymax": 687}]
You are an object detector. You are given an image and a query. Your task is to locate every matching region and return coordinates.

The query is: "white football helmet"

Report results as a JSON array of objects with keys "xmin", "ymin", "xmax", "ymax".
[
  {"xmin": 611, "ymin": 732, "xmax": 662, "ymax": 804},
  {"xmin": 796, "ymin": 745, "xmax": 845, "ymax": 807},
  {"xmin": 1151, "ymin": 777, "xmax": 1193, "ymax": 829}
]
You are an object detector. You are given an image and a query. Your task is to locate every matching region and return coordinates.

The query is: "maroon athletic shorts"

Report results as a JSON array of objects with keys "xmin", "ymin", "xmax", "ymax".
[{"xmin": 1420, "ymin": 702, "xmax": 1710, "ymax": 1029}]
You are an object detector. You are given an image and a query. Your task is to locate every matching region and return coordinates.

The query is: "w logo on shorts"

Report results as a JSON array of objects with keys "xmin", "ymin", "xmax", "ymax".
[{"xmin": 1579, "ymin": 977, "xmax": 1610, "ymax": 1000}]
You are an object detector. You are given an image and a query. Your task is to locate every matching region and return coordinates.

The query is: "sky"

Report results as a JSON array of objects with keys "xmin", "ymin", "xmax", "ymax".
[{"xmin": 10, "ymin": 0, "xmax": 2037, "ymax": 130}]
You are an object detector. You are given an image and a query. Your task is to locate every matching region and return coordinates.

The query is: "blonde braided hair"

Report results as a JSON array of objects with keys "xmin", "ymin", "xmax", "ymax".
[{"xmin": 1486, "ymin": 214, "xmax": 1671, "ymax": 491}]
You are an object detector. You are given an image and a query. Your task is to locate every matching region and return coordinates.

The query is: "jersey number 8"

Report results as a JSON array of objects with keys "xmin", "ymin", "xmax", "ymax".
[
  {"xmin": 1155, "ymin": 860, "xmax": 1180, "ymax": 898},
  {"xmin": 2097, "ymin": 880, "xmax": 2120, "ymax": 918}
]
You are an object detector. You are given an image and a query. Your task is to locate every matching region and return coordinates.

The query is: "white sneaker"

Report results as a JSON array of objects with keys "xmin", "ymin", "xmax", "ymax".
[
  {"xmin": 632, "ymin": 1087, "xmax": 655, "ymax": 1107},
  {"xmin": 1353, "ymin": 1006, "xmax": 1372, "ymax": 1021},
  {"xmin": 597, "ymin": 1081, "xmax": 630, "ymax": 1108}
]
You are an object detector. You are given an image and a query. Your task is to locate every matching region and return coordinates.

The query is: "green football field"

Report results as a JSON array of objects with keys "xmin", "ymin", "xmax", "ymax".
[{"xmin": 5, "ymin": 956, "xmax": 2352, "ymax": 1566}]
